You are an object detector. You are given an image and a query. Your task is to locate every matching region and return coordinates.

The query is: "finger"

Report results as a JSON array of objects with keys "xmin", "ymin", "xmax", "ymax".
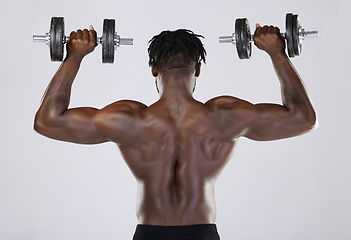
[
  {"xmin": 89, "ymin": 27, "xmax": 97, "ymax": 45},
  {"xmin": 69, "ymin": 31, "xmax": 77, "ymax": 39},
  {"xmin": 254, "ymin": 23, "xmax": 262, "ymax": 36},
  {"xmin": 262, "ymin": 25, "xmax": 269, "ymax": 33},
  {"xmin": 82, "ymin": 29, "xmax": 89, "ymax": 40},
  {"xmin": 268, "ymin": 25, "xmax": 275, "ymax": 33},
  {"xmin": 76, "ymin": 29, "xmax": 83, "ymax": 39}
]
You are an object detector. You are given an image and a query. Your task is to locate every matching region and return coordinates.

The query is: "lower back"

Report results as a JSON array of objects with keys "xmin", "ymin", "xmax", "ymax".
[{"xmin": 135, "ymin": 175, "xmax": 217, "ymax": 225}]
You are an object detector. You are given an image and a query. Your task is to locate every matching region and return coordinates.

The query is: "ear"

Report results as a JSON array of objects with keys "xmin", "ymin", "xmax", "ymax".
[
  {"xmin": 195, "ymin": 62, "xmax": 201, "ymax": 77},
  {"xmin": 151, "ymin": 65, "xmax": 159, "ymax": 77}
]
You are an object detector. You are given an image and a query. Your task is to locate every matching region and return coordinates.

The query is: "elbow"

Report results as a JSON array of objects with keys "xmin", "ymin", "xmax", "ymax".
[
  {"xmin": 33, "ymin": 113, "xmax": 45, "ymax": 135},
  {"xmin": 306, "ymin": 108, "xmax": 318, "ymax": 131},
  {"xmin": 287, "ymin": 106, "xmax": 317, "ymax": 136},
  {"xmin": 299, "ymin": 108, "xmax": 318, "ymax": 133},
  {"xmin": 33, "ymin": 112, "xmax": 55, "ymax": 135},
  {"xmin": 33, "ymin": 120, "xmax": 44, "ymax": 135}
]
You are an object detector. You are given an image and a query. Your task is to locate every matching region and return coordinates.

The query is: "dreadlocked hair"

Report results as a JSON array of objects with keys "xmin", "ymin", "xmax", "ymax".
[{"xmin": 148, "ymin": 29, "xmax": 207, "ymax": 72}]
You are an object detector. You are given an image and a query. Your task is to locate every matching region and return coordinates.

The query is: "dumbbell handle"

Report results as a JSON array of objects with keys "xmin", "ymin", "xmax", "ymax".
[
  {"xmin": 219, "ymin": 29, "xmax": 318, "ymax": 43},
  {"xmin": 33, "ymin": 33, "xmax": 133, "ymax": 46}
]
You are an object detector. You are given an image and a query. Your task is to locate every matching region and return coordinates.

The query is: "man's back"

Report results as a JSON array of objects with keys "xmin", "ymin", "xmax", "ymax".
[
  {"xmin": 95, "ymin": 97, "xmax": 239, "ymax": 225},
  {"xmin": 34, "ymin": 26, "xmax": 316, "ymax": 240}
]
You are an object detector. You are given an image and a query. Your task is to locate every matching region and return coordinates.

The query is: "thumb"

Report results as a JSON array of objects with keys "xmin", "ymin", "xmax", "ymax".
[
  {"xmin": 256, "ymin": 23, "xmax": 261, "ymax": 29},
  {"xmin": 89, "ymin": 25, "xmax": 95, "ymax": 31}
]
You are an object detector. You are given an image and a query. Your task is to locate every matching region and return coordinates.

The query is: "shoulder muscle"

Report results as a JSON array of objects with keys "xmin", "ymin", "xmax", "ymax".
[
  {"xmin": 206, "ymin": 96, "xmax": 254, "ymax": 112},
  {"xmin": 205, "ymin": 96, "xmax": 256, "ymax": 140},
  {"xmin": 102, "ymin": 100, "xmax": 147, "ymax": 113},
  {"xmin": 94, "ymin": 100, "xmax": 148, "ymax": 145}
]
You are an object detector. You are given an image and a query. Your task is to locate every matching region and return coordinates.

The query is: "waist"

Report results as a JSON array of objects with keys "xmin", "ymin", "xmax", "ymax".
[
  {"xmin": 137, "ymin": 201, "xmax": 216, "ymax": 225},
  {"xmin": 135, "ymin": 224, "xmax": 218, "ymax": 235}
]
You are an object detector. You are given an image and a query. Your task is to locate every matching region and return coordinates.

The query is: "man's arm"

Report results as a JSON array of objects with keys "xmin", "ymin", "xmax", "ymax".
[
  {"xmin": 209, "ymin": 25, "xmax": 316, "ymax": 141},
  {"xmin": 244, "ymin": 25, "xmax": 316, "ymax": 141},
  {"xmin": 34, "ymin": 26, "xmax": 107, "ymax": 144}
]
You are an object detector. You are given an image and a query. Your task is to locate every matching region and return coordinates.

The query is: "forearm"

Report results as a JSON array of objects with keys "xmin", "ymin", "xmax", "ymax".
[
  {"xmin": 36, "ymin": 55, "xmax": 83, "ymax": 123},
  {"xmin": 270, "ymin": 52, "xmax": 316, "ymax": 123}
]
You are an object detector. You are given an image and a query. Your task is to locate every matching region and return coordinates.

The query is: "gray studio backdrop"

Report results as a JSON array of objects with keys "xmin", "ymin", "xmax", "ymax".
[{"xmin": 1, "ymin": 0, "xmax": 350, "ymax": 239}]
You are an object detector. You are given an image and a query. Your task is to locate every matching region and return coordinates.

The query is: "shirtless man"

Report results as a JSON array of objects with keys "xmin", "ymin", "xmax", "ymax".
[{"xmin": 34, "ymin": 24, "xmax": 316, "ymax": 240}]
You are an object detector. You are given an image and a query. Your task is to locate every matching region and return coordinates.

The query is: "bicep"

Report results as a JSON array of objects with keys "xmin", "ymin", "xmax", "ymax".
[
  {"xmin": 244, "ymin": 103, "xmax": 311, "ymax": 141},
  {"xmin": 35, "ymin": 107, "xmax": 108, "ymax": 144},
  {"xmin": 207, "ymin": 96, "xmax": 311, "ymax": 141}
]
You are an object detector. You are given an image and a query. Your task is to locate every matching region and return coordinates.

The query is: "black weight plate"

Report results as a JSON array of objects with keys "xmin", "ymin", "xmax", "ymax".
[
  {"xmin": 235, "ymin": 19, "xmax": 244, "ymax": 59},
  {"xmin": 292, "ymin": 14, "xmax": 301, "ymax": 56},
  {"xmin": 102, "ymin": 19, "xmax": 115, "ymax": 63},
  {"xmin": 240, "ymin": 18, "xmax": 251, "ymax": 59},
  {"xmin": 285, "ymin": 13, "xmax": 295, "ymax": 58},
  {"xmin": 50, "ymin": 17, "xmax": 65, "ymax": 61}
]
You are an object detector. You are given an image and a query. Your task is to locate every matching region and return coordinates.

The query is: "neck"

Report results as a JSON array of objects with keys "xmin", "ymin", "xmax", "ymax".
[{"xmin": 158, "ymin": 74, "xmax": 195, "ymax": 101}]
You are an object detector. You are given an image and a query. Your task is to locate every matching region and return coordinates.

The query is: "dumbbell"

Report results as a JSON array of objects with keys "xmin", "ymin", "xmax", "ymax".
[
  {"xmin": 219, "ymin": 13, "xmax": 318, "ymax": 59},
  {"xmin": 33, "ymin": 17, "xmax": 133, "ymax": 63}
]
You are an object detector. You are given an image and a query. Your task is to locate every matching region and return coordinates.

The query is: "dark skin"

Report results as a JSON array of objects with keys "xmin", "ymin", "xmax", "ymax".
[{"xmin": 34, "ymin": 24, "xmax": 316, "ymax": 226}]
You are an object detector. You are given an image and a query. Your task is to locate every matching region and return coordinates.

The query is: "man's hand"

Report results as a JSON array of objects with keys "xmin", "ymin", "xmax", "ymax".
[
  {"xmin": 253, "ymin": 24, "xmax": 285, "ymax": 58},
  {"xmin": 66, "ymin": 25, "xmax": 97, "ymax": 60}
]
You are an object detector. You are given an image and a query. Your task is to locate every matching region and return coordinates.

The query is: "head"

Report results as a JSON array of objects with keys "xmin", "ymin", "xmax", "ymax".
[{"xmin": 148, "ymin": 29, "xmax": 207, "ymax": 93}]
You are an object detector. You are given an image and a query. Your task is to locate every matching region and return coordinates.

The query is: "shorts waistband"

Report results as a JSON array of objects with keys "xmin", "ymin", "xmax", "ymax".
[{"xmin": 135, "ymin": 224, "xmax": 218, "ymax": 235}]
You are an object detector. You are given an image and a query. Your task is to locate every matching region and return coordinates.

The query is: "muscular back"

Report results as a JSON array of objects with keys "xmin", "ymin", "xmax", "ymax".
[
  {"xmin": 34, "ymin": 24, "xmax": 316, "ymax": 227},
  {"xmin": 95, "ymin": 97, "xmax": 243, "ymax": 225}
]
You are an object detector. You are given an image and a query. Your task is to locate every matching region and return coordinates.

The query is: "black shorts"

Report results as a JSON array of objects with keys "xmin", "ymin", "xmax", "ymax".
[{"xmin": 132, "ymin": 224, "xmax": 220, "ymax": 240}]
